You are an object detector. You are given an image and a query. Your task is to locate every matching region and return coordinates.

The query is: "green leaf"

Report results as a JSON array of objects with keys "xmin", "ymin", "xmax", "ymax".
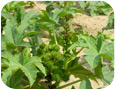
[
  {"xmin": 2, "ymin": 21, "xmax": 31, "ymax": 48},
  {"xmin": 2, "ymin": 66, "xmax": 20, "ymax": 86},
  {"xmin": 70, "ymin": 7, "xmax": 86, "ymax": 14},
  {"xmin": 20, "ymin": 64, "xmax": 38, "ymax": 87},
  {"xmin": 17, "ymin": 10, "xmax": 37, "ymax": 34},
  {"xmin": 84, "ymin": 49, "xmax": 101, "ymax": 69},
  {"xmin": 90, "ymin": 6, "xmax": 97, "ymax": 16},
  {"xmin": 10, "ymin": 70, "xmax": 24, "ymax": 88},
  {"xmin": 72, "ymin": 33, "xmax": 114, "ymax": 68},
  {"xmin": 58, "ymin": 11, "xmax": 68, "ymax": 17},
  {"xmin": 52, "ymin": 8, "xmax": 62, "ymax": 23},
  {"xmin": 81, "ymin": 34, "xmax": 114, "ymax": 69},
  {"xmin": 34, "ymin": 63, "xmax": 46, "ymax": 76},
  {"xmin": 38, "ymin": 10, "xmax": 54, "ymax": 23},
  {"xmin": 21, "ymin": 10, "xmax": 37, "ymax": 23},
  {"xmin": 68, "ymin": 57, "xmax": 80, "ymax": 68},
  {"xmin": 22, "ymin": 31, "xmax": 39, "ymax": 39},
  {"xmin": 17, "ymin": 41, "xmax": 31, "ymax": 47},
  {"xmin": 78, "ymin": 1, "xmax": 87, "ymax": 8},
  {"xmin": 111, "ymin": 60, "xmax": 114, "ymax": 68},
  {"xmin": 2, "ymin": 10, "xmax": 38, "ymax": 48},
  {"xmin": 24, "ymin": 56, "xmax": 46, "ymax": 76},
  {"xmin": 69, "ymin": 65, "xmax": 97, "ymax": 82},
  {"xmin": 94, "ymin": 65, "xmax": 102, "ymax": 79},
  {"xmin": 17, "ymin": 23, "xmax": 29, "ymax": 35},
  {"xmin": 2, "ymin": 1, "xmax": 33, "ymax": 12},
  {"xmin": 108, "ymin": 12, "xmax": 114, "ymax": 22},
  {"xmin": 68, "ymin": 40, "xmax": 88, "ymax": 50},
  {"xmin": 80, "ymin": 78, "xmax": 93, "ymax": 89},
  {"xmin": 83, "ymin": 36, "xmax": 97, "ymax": 52},
  {"xmin": 3, "ymin": 22, "xmax": 15, "ymax": 44},
  {"xmin": 100, "ymin": 41, "xmax": 114, "ymax": 61},
  {"xmin": 39, "ymin": 22, "xmax": 52, "ymax": 32},
  {"xmin": 102, "ymin": 65, "xmax": 114, "ymax": 86},
  {"xmin": 1, "ymin": 41, "xmax": 6, "ymax": 50},
  {"xmin": 103, "ymin": 34, "xmax": 114, "ymax": 41},
  {"xmin": 102, "ymin": 4, "xmax": 112, "ymax": 15},
  {"xmin": 1, "ymin": 11, "xmax": 17, "ymax": 24},
  {"xmin": 6, "ymin": 43, "xmax": 16, "ymax": 50},
  {"xmin": 1, "ymin": 51, "xmax": 45, "ymax": 87},
  {"xmin": 102, "ymin": 12, "xmax": 114, "ymax": 30}
]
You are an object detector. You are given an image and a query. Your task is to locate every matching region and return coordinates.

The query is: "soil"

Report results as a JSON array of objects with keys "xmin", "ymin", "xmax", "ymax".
[{"xmin": 24, "ymin": 1, "xmax": 114, "ymax": 89}]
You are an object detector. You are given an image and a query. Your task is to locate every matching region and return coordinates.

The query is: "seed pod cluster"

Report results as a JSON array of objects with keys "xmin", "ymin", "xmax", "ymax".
[
  {"xmin": 62, "ymin": 22, "xmax": 72, "ymax": 55},
  {"xmin": 63, "ymin": 22, "xmax": 72, "ymax": 38},
  {"xmin": 37, "ymin": 43, "xmax": 68, "ymax": 82}
]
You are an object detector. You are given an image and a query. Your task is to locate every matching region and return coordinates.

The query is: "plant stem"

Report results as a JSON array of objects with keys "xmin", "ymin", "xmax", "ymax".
[
  {"xmin": 52, "ymin": 23, "xmax": 58, "ymax": 44},
  {"xmin": 23, "ymin": 85, "xmax": 30, "ymax": 89},
  {"xmin": 101, "ymin": 56, "xmax": 103, "ymax": 66},
  {"xmin": 22, "ymin": 79, "xmax": 29, "ymax": 84},
  {"xmin": 57, "ymin": 79, "xmax": 83, "ymax": 89},
  {"xmin": 32, "ymin": 38, "xmax": 36, "ymax": 56},
  {"xmin": 76, "ymin": 47, "xmax": 84, "ymax": 56},
  {"xmin": 31, "ymin": 35, "xmax": 38, "ymax": 56}
]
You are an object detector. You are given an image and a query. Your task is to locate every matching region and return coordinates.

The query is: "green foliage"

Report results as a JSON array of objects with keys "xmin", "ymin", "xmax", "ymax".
[
  {"xmin": 2, "ymin": 1, "xmax": 35, "ymax": 12},
  {"xmin": 102, "ymin": 65, "xmax": 114, "ymax": 86},
  {"xmin": 45, "ymin": 1, "xmax": 85, "ymax": 21},
  {"xmin": 103, "ymin": 12, "xmax": 114, "ymax": 30},
  {"xmin": 69, "ymin": 31, "xmax": 114, "ymax": 69},
  {"xmin": 80, "ymin": 78, "xmax": 93, "ymax": 89},
  {"xmin": 69, "ymin": 65, "xmax": 97, "ymax": 81},
  {"xmin": 1, "ymin": 48, "xmax": 46, "ymax": 88},
  {"xmin": 1, "ymin": 6, "xmax": 41, "ymax": 53},
  {"xmin": 78, "ymin": 1, "xmax": 112, "ymax": 16},
  {"xmin": 37, "ymin": 43, "xmax": 68, "ymax": 83},
  {"xmin": 1, "ymin": 1, "xmax": 114, "ymax": 89},
  {"xmin": 1, "ymin": 1, "xmax": 35, "ymax": 33}
]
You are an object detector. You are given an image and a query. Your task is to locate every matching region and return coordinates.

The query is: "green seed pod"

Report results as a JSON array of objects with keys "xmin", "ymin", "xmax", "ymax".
[
  {"xmin": 37, "ymin": 48, "xmax": 43, "ymax": 56},
  {"xmin": 43, "ymin": 44, "xmax": 52, "ymax": 52},
  {"xmin": 51, "ymin": 51, "xmax": 62, "ymax": 61},
  {"xmin": 42, "ymin": 54, "xmax": 50, "ymax": 61},
  {"xmin": 53, "ymin": 44, "xmax": 60, "ymax": 51},
  {"xmin": 52, "ymin": 74, "xmax": 61, "ymax": 81},
  {"xmin": 59, "ymin": 59, "xmax": 65, "ymax": 66},
  {"xmin": 62, "ymin": 74, "xmax": 70, "ymax": 82},
  {"xmin": 51, "ymin": 51, "xmax": 58, "ymax": 57},
  {"xmin": 39, "ymin": 43, "xmax": 46, "ymax": 49},
  {"xmin": 48, "ymin": 44, "xmax": 53, "ymax": 52}
]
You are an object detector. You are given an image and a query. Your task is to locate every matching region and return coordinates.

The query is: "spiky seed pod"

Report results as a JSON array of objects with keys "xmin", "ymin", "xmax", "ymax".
[
  {"xmin": 62, "ymin": 74, "xmax": 70, "ymax": 82},
  {"xmin": 37, "ymin": 48, "xmax": 43, "ymax": 56},
  {"xmin": 52, "ymin": 74, "xmax": 61, "ymax": 81},
  {"xmin": 65, "ymin": 22, "xmax": 68, "ymax": 25},
  {"xmin": 69, "ymin": 33, "xmax": 72, "ymax": 36},
  {"xmin": 39, "ymin": 43, "xmax": 46, "ymax": 49},
  {"xmin": 64, "ymin": 26, "xmax": 67, "ymax": 28},
  {"xmin": 53, "ymin": 44, "xmax": 60, "ymax": 51}
]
